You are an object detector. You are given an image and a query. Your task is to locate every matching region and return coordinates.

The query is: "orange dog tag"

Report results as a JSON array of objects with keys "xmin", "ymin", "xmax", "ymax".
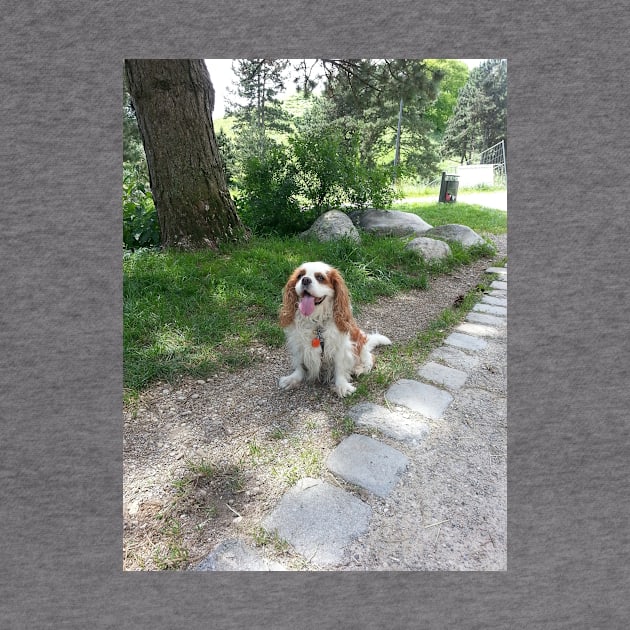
[{"xmin": 311, "ymin": 337, "xmax": 321, "ymax": 348}]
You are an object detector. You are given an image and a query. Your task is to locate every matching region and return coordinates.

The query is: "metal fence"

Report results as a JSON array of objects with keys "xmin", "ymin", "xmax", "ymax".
[{"xmin": 479, "ymin": 140, "xmax": 507, "ymax": 185}]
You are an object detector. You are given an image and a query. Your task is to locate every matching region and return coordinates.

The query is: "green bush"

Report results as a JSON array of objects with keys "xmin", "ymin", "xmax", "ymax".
[
  {"xmin": 216, "ymin": 128, "xmax": 237, "ymax": 186},
  {"xmin": 345, "ymin": 160, "xmax": 397, "ymax": 209},
  {"xmin": 291, "ymin": 101, "xmax": 397, "ymax": 211},
  {"xmin": 123, "ymin": 168, "xmax": 160, "ymax": 250},
  {"xmin": 291, "ymin": 121, "xmax": 349, "ymax": 210},
  {"xmin": 236, "ymin": 141, "xmax": 318, "ymax": 236},
  {"xmin": 230, "ymin": 98, "xmax": 401, "ymax": 235}
]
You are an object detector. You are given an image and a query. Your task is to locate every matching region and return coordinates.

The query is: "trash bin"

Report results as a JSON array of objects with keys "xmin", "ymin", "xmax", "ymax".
[{"xmin": 438, "ymin": 171, "xmax": 459, "ymax": 203}]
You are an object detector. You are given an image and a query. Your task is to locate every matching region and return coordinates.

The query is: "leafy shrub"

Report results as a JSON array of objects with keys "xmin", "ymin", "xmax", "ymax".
[
  {"xmin": 216, "ymin": 128, "xmax": 237, "ymax": 186},
  {"xmin": 123, "ymin": 167, "xmax": 160, "ymax": 250},
  {"xmin": 291, "ymin": 99, "xmax": 397, "ymax": 211},
  {"xmin": 236, "ymin": 141, "xmax": 317, "ymax": 236},
  {"xmin": 233, "ymin": 98, "xmax": 399, "ymax": 235},
  {"xmin": 290, "ymin": 120, "xmax": 349, "ymax": 210},
  {"xmin": 345, "ymin": 160, "xmax": 397, "ymax": 209}
]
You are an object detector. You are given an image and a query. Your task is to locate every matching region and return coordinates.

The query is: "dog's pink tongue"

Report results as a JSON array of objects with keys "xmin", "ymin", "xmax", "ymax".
[{"xmin": 299, "ymin": 294, "xmax": 315, "ymax": 316}]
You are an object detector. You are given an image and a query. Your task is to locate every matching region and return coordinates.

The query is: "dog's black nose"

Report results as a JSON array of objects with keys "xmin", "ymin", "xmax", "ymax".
[{"xmin": 301, "ymin": 276, "xmax": 311, "ymax": 287}]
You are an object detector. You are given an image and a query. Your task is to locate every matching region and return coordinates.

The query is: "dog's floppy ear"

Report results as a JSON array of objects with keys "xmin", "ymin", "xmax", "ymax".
[
  {"xmin": 329, "ymin": 268, "xmax": 353, "ymax": 333},
  {"xmin": 279, "ymin": 268, "xmax": 301, "ymax": 327}
]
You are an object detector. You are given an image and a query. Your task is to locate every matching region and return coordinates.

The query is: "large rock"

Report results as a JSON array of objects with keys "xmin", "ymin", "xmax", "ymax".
[
  {"xmin": 424, "ymin": 224, "xmax": 485, "ymax": 247},
  {"xmin": 301, "ymin": 209, "xmax": 361, "ymax": 242},
  {"xmin": 405, "ymin": 236, "xmax": 452, "ymax": 261},
  {"xmin": 350, "ymin": 209, "xmax": 432, "ymax": 237}
]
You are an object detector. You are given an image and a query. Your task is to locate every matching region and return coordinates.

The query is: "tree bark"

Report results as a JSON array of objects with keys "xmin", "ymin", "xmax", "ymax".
[{"xmin": 124, "ymin": 59, "xmax": 247, "ymax": 250}]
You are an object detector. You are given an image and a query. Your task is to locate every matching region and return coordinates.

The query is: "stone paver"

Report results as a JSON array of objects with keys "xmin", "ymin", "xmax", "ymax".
[
  {"xmin": 261, "ymin": 478, "xmax": 371, "ymax": 567},
  {"xmin": 429, "ymin": 346, "xmax": 481, "ymax": 371},
  {"xmin": 485, "ymin": 266, "xmax": 507, "ymax": 276},
  {"xmin": 465, "ymin": 311, "xmax": 506, "ymax": 327},
  {"xmin": 348, "ymin": 402, "xmax": 430, "ymax": 442},
  {"xmin": 326, "ymin": 434, "xmax": 409, "ymax": 498},
  {"xmin": 195, "ymin": 539, "xmax": 286, "ymax": 571},
  {"xmin": 472, "ymin": 303, "xmax": 507, "ymax": 317},
  {"xmin": 481, "ymin": 295, "xmax": 507, "ymax": 307},
  {"xmin": 455, "ymin": 321, "xmax": 502, "ymax": 338},
  {"xmin": 385, "ymin": 379, "xmax": 453, "ymax": 419},
  {"xmin": 444, "ymin": 331, "xmax": 488, "ymax": 352},
  {"xmin": 490, "ymin": 280, "xmax": 507, "ymax": 290},
  {"xmin": 418, "ymin": 361, "xmax": 468, "ymax": 390}
]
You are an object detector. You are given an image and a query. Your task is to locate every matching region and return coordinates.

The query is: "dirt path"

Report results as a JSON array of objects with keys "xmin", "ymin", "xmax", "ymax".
[{"xmin": 123, "ymin": 234, "xmax": 507, "ymax": 570}]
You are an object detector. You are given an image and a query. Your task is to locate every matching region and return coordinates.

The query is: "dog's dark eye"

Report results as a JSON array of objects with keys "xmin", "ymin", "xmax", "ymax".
[{"xmin": 315, "ymin": 273, "xmax": 325, "ymax": 282}]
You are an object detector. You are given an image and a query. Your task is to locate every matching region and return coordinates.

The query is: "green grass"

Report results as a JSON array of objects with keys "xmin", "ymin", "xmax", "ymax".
[
  {"xmin": 123, "ymin": 204, "xmax": 503, "ymax": 400},
  {"xmin": 252, "ymin": 526, "xmax": 291, "ymax": 553},
  {"xmin": 152, "ymin": 517, "xmax": 189, "ymax": 570},
  {"xmin": 397, "ymin": 179, "xmax": 506, "ymax": 198},
  {"xmin": 402, "ymin": 201, "xmax": 507, "ymax": 235},
  {"xmin": 395, "ymin": 181, "xmax": 440, "ymax": 198}
]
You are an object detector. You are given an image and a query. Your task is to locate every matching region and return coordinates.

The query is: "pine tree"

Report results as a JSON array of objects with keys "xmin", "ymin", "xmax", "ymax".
[
  {"xmin": 441, "ymin": 59, "xmax": 507, "ymax": 163},
  {"xmin": 441, "ymin": 80, "xmax": 483, "ymax": 164},
  {"xmin": 227, "ymin": 59, "xmax": 292, "ymax": 155},
  {"xmin": 475, "ymin": 59, "xmax": 507, "ymax": 152}
]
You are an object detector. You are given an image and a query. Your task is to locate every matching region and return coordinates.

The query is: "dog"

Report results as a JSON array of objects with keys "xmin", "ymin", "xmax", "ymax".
[{"xmin": 278, "ymin": 262, "xmax": 391, "ymax": 397}]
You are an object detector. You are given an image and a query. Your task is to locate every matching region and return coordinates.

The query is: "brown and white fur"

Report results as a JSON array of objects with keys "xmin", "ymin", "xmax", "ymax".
[{"xmin": 279, "ymin": 262, "xmax": 391, "ymax": 397}]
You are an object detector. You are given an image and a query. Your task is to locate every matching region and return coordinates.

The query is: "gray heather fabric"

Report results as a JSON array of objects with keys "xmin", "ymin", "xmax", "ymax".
[{"xmin": 1, "ymin": 1, "xmax": 629, "ymax": 628}]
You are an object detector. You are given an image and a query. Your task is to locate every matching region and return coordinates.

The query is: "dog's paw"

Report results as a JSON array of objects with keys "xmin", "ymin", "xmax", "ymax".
[
  {"xmin": 333, "ymin": 380, "xmax": 356, "ymax": 398},
  {"xmin": 279, "ymin": 373, "xmax": 302, "ymax": 390}
]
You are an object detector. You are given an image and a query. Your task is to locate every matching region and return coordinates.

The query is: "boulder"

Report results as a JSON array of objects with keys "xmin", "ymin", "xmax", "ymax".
[
  {"xmin": 424, "ymin": 224, "xmax": 485, "ymax": 247},
  {"xmin": 301, "ymin": 209, "xmax": 361, "ymax": 243},
  {"xmin": 350, "ymin": 209, "xmax": 432, "ymax": 237},
  {"xmin": 405, "ymin": 236, "xmax": 452, "ymax": 261}
]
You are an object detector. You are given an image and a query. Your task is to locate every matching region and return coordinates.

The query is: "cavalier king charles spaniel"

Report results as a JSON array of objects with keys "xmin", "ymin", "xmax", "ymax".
[{"xmin": 279, "ymin": 262, "xmax": 391, "ymax": 397}]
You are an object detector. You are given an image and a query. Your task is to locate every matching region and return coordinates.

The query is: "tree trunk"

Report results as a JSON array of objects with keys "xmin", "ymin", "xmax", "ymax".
[{"xmin": 124, "ymin": 59, "xmax": 247, "ymax": 250}]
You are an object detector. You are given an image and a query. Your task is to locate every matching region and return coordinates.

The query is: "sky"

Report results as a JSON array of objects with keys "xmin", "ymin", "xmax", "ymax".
[{"xmin": 204, "ymin": 58, "xmax": 486, "ymax": 119}]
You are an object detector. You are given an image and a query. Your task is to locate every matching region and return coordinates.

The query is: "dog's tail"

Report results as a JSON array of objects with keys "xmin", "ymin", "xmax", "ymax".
[{"xmin": 365, "ymin": 332, "xmax": 392, "ymax": 351}]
